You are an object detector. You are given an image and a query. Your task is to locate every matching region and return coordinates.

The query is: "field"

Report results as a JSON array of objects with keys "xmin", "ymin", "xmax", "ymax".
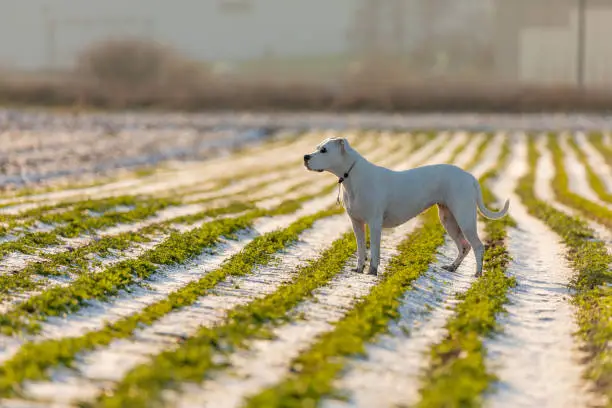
[{"xmin": 0, "ymin": 110, "xmax": 610, "ymax": 408}]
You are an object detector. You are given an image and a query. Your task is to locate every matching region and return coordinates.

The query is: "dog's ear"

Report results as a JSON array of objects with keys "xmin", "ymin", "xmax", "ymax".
[{"xmin": 337, "ymin": 138, "xmax": 348, "ymax": 154}]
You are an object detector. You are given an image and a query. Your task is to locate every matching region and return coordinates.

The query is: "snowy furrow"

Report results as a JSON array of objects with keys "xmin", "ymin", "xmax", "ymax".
[{"xmin": 483, "ymin": 132, "xmax": 595, "ymax": 408}]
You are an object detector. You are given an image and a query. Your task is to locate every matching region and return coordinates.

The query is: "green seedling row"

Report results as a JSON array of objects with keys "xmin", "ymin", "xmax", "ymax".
[
  {"xmin": 96, "ymin": 215, "xmax": 354, "ymax": 407},
  {"xmin": 0, "ymin": 131, "xmax": 317, "ymax": 239},
  {"xmin": 517, "ymin": 135, "xmax": 612, "ymax": 405},
  {"xmin": 566, "ymin": 135, "xmax": 612, "ymax": 203},
  {"xmin": 0, "ymin": 189, "xmax": 327, "ymax": 336},
  {"xmin": 0, "ymin": 130, "xmax": 302, "ymax": 207},
  {"xmin": 416, "ymin": 136, "xmax": 516, "ymax": 407},
  {"xmin": 0, "ymin": 205, "xmax": 345, "ymax": 399},
  {"xmin": 0, "ymin": 201, "xmax": 255, "ymax": 304},
  {"xmin": 240, "ymin": 131, "xmax": 475, "ymax": 407},
  {"xmin": 446, "ymin": 133, "xmax": 474, "ymax": 165},
  {"xmin": 244, "ymin": 207, "xmax": 445, "ymax": 408},
  {"xmin": 0, "ymin": 136, "xmax": 375, "ymax": 301},
  {"xmin": 0, "ymin": 132, "xmax": 380, "ymax": 255},
  {"xmin": 0, "ymin": 131, "xmax": 425, "ymax": 332},
  {"xmin": 588, "ymin": 132, "xmax": 612, "ymax": 169},
  {"xmin": 463, "ymin": 133, "xmax": 493, "ymax": 172},
  {"xmin": 547, "ymin": 134, "xmax": 612, "ymax": 229}
]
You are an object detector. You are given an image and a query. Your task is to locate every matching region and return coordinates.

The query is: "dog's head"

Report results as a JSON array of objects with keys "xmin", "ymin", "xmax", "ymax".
[{"xmin": 303, "ymin": 137, "xmax": 349, "ymax": 173}]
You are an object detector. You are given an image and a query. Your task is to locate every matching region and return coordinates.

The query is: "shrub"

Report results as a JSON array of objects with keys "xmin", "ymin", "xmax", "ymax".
[{"xmin": 74, "ymin": 37, "xmax": 210, "ymax": 94}]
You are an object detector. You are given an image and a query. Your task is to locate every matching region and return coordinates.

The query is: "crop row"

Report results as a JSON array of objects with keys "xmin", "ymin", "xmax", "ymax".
[{"xmin": 0, "ymin": 131, "xmax": 610, "ymax": 407}]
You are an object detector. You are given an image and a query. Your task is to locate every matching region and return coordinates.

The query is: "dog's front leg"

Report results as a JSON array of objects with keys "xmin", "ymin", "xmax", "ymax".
[
  {"xmin": 368, "ymin": 218, "xmax": 383, "ymax": 275},
  {"xmin": 350, "ymin": 217, "xmax": 367, "ymax": 273}
]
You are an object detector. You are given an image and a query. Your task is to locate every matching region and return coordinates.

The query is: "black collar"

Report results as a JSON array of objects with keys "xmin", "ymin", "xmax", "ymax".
[{"xmin": 338, "ymin": 161, "xmax": 357, "ymax": 184}]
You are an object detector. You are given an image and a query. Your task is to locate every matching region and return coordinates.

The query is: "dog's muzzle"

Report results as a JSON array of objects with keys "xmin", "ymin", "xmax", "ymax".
[{"xmin": 303, "ymin": 154, "xmax": 323, "ymax": 172}]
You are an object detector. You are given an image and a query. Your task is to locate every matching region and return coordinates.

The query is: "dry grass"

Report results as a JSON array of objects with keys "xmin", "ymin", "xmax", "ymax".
[
  {"xmin": 3, "ymin": 77, "xmax": 612, "ymax": 113},
  {"xmin": 2, "ymin": 38, "xmax": 612, "ymax": 113}
]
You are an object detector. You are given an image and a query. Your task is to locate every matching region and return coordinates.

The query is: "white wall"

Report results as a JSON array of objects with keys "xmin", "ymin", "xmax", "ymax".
[
  {"xmin": 0, "ymin": 0, "xmax": 355, "ymax": 69},
  {"xmin": 584, "ymin": 7, "xmax": 612, "ymax": 86},
  {"xmin": 0, "ymin": 0, "xmax": 496, "ymax": 71},
  {"xmin": 519, "ymin": 6, "xmax": 612, "ymax": 86}
]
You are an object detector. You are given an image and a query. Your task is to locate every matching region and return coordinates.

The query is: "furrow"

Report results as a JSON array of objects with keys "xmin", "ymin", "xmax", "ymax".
[
  {"xmin": 547, "ymin": 133, "xmax": 612, "ymax": 228},
  {"xmin": 27, "ymin": 210, "xmax": 357, "ymax": 408},
  {"xmin": 19, "ymin": 214, "xmax": 353, "ymax": 406},
  {"xmin": 71, "ymin": 132, "xmax": 453, "ymax": 407},
  {"xmin": 97, "ymin": 204, "xmax": 207, "ymax": 237},
  {"xmin": 587, "ymin": 132, "xmax": 612, "ymax": 170},
  {"xmin": 467, "ymin": 132, "xmax": 505, "ymax": 175},
  {"xmin": 605, "ymin": 131, "xmax": 612, "ymax": 148},
  {"xmin": 0, "ymin": 198, "xmax": 180, "ymax": 262},
  {"xmin": 0, "ymin": 133, "xmax": 403, "ymax": 304},
  {"xmin": 534, "ymin": 135, "xmax": 612, "ymax": 246},
  {"xmin": 0, "ymin": 131, "xmax": 436, "ymax": 405},
  {"xmin": 0, "ymin": 129, "xmax": 300, "ymax": 214},
  {"xmin": 0, "ymin": 131, "xmax": 313, "ymax": 209},
  {"xmin": 180, "ymin": 172, "xmax": 292, "ymax": 205},
  {"xmin": 444, "ymin": 131, "xmax": 471, "ymax": 165},
  {"xmin": 319, "ymin": 134, "xmax": 501, "ymax": 408},
  {"xmin": 0, "ymin": 130, "xmax": 366, "ymax": 245},
  {"xmin": 0, "ymin": 135, "xmax": 306, "ymax": 218},
  {"xmin": 0, "ymin": 213, "xmax": 254, "ymax": 363},
  {"xmin": 321, "ymin": 239, "xmax": 476, "ymax": 408},
  {"xmin": 417, "ymin": 132, "xmax": 464, "ymax": 168},
  {"xmin": 453, "ymin": 132, "xmax": 486, "ymax": 169},
  {"xmin": 0, "ymin": 132, "xmax": 422, "ymax": 401},
  {"xmin": 195, "ymin": 132, "xmax": 476, "ymax": 407},
  {"xmin": 573, "ymin": 132, "xmax": 612, "ymax": 199},
  {"xmin": 512, "ymin": 133, "xmax": 612, "ymax": 407},
  {"xmin": 0, "ymin": 178, "xmax": 306, "ymax": 307},
  {"xmin": 0, "ymin": 197, "xmax": 342, "ymax": 399},
  {"xmin": 0, "ymin": 193, "xmax": 322, "ymax": 336},
  {"xmin": 172, "ymin": 218, "xmax": 419, "ymax": 408},
  {"xmin": 400, "ymin": 136, "xmax": 515, "ymax": 407},
  {"xmin": 0, "ymin": 205, "xmax": 250, "ymax": 305},
  {"xmin": 463, "ymin": 132, "xmax": 495, "ymax": 172},
  {"xmin": 559, "ymin": 133, "xmax": 609, "ymax": 208},
  {"xmin": 483, "ymin": 132, "xmax": 594, "ymax": 408},
  {"xmin": 409, "ymin": 132, "xmax": 450, "ymax": 167},
  {"xmin": 44, "ymin": 195, "xmax": 334, "ymax": 338},
  {"xmin": 0, "ymin": 228, "xmax": 176, "ymax": 315},
  {"xmin": 242, "ymin": 208, "xmax": 445, "ymax": 408},
  {"xmin": 235, "ymin": 133, "xmax": 475, "ymax": 407}
]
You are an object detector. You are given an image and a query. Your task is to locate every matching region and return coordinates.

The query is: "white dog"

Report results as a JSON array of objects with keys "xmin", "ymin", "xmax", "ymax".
[{"xmin": 303, "ymin": 137, "xmax": 509, "ymax": 277}]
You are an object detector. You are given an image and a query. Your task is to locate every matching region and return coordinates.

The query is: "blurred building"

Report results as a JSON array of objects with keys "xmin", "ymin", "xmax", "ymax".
[
  {"xmin": 0, "ymin": 0, "xmax": 610, "ymax": 87},
  {"xmin": 494, "ymin": 0, "xmax": 612, "ymax": 86},
  {"xmin": 0, "ymin": 0, "xmax": 356, "ymax": 70}
]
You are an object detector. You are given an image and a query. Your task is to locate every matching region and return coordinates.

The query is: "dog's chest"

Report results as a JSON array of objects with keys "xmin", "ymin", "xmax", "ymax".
[{"xmin": 343, "ymin": 190, "xmax": 369, "ymax": 220}]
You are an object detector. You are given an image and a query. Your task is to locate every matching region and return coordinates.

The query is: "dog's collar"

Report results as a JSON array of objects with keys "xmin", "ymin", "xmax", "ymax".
[
  {"xmin": 336, "ymin": 160, "xmax": 357, "ymax": 205},
  {"xmin": 338, "ymin": 161, "xmax": 357, "ymax": 184}
]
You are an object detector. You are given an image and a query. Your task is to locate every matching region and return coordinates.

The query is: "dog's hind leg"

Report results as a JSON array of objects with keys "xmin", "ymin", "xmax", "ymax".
[
  {"xmin": 449, "ymin": 203, "xmax": 484, "ymax": 277},
  {"xmin": 438, "ymin": 204, "xmax": 470, "ymax": 272},
  {"xmin": 350, "ymin": 216, "xmax": 367, "ymax": 273}
]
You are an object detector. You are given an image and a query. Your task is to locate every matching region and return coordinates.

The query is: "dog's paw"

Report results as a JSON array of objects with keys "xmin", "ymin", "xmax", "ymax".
[
  {"xmin": 441, "ymin": 264, "xmax": 457, "ymax": 272},
  {"xmin": 367, "ymin": 265, "xmax": 378, "ymax": 276}
]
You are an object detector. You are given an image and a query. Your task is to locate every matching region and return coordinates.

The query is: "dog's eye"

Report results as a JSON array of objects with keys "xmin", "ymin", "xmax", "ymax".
[{"xmin": 320, "ymin": 147, "xmax": 327, "ymax": 153}]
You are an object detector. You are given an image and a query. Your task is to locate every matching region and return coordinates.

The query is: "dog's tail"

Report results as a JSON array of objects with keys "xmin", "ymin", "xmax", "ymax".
[{"xmin": 474, "ymin": 180, "xmax": 510, "ymax": 220}]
